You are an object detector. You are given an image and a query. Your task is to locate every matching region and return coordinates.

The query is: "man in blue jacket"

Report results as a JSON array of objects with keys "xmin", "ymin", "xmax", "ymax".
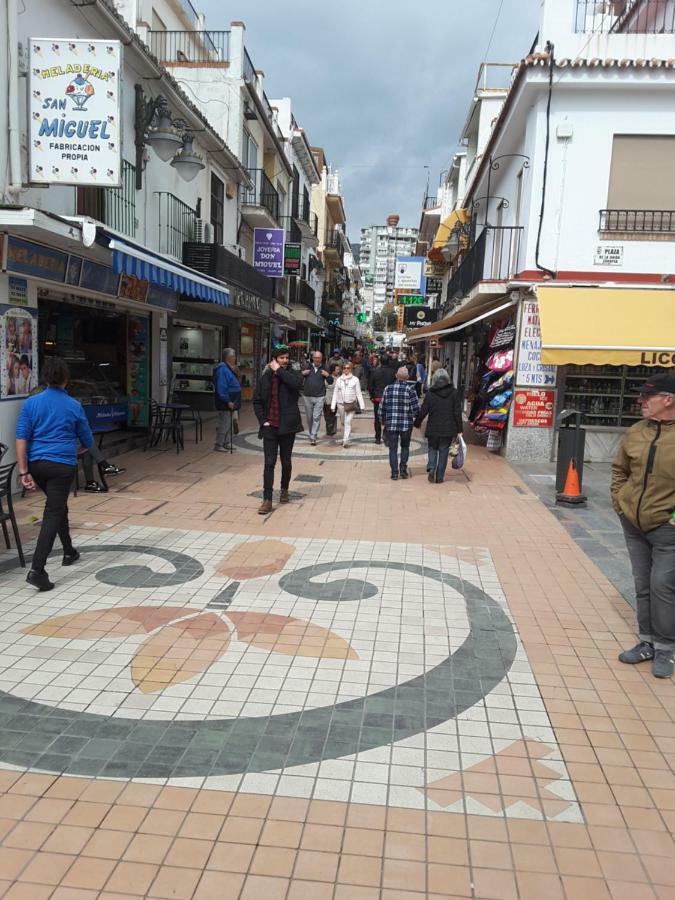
[{"xmin": 213, "ymin": 348, "xmax": 242, "ymax": 452}]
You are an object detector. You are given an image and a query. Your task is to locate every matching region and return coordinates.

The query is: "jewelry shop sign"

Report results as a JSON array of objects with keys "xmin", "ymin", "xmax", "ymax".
[{"xmin": 29, "ymin": 38, "xmax": 122, "ymax": 187}]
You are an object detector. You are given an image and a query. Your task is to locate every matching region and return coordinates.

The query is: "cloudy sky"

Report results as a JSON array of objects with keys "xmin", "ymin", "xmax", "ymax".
[{"xmin": 203, "ymin": 0, "xmax": 541, "ymax": 242}]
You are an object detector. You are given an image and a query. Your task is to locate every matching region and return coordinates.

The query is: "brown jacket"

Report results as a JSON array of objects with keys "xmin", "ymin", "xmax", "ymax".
[{"xmin": 610, "ymin": 418, "xmax": 675, "ymax": 533}]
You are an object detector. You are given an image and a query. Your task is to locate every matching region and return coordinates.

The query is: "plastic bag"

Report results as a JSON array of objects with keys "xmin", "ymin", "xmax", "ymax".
[{"xmin": 451, "ymin": 435, "xmax": 467, "ymax": 470}]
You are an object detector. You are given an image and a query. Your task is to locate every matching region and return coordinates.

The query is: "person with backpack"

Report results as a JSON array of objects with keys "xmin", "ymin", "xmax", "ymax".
[
  {"xmin": 213, "ymin": 348, "xmax": 242, "ymax": 452},
  {"xmin": 414, "ymin": 367, "xmax": 463, "ymax": 484}
]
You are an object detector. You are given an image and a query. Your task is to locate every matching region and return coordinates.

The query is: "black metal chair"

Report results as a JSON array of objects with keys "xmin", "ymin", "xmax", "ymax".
[
  {"xmin": 145, "ymin": 399, "xmax": 184, "ymax": 453},
  {"xmin": 0, "ymin": 461, "xmax": 25, "ymax": 568}
]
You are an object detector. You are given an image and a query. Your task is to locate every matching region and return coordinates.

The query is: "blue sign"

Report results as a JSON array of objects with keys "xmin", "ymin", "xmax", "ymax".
[
  {"xmin": 395, "ymin": 256, "xmax": 427, "ymax": 296},
  {"xmin": 80, "ymin": 260, "xmax": 120, "ymax": 296},
  {"xmin": 253, "ymin": 228, "xmax": 285, "ymax": 278},
  {"xmin": 82, "ymin": 402, "xmax": 128, "ymax": 429},
  {"xmin": 6, "ymin": 237, "xmax": 68, "ymax": 282}
]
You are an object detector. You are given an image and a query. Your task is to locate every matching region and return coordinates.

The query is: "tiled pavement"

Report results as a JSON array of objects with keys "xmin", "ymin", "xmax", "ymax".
[{"xmin": 0, "ymin": 408, "xmax": 673, "ymax": 899}]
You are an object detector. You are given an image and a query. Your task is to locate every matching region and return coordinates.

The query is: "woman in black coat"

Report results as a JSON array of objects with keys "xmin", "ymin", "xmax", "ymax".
[
  {"xmin": 414, "ymin": 368, "xmax": 463, "ymax": 484},
  {"xmin": 253, "ymin": 347, "xmax": 304, "ymax": 513}
]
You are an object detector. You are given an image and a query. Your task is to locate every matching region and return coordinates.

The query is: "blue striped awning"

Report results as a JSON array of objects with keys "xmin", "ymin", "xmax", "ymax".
[{"xmin": 108, "ymin": 238, "xmax": 229, "ymax": 306}]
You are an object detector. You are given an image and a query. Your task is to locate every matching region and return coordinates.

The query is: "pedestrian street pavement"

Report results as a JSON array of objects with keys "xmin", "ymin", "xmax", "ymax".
[{"xmin": 0, "ymin": 408, "xmax": 672, "ymax": 899}]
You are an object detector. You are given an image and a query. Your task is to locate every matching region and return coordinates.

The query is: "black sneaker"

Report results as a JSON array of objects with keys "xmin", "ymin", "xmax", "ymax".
[
  {"xmin": 62, "ymin": 549, "xmax": 80, "ymax": 567},
  {"xmin": 618, "ymin": 641, "xmax": 654, "ymax": 664},
  {"xmin": 652, "ymin": 650, "xmax": 674, "ymax": 679},
  {"xmin": 428, "ymin": 472, "xmax": 435, "ymax": 484},
  {"xmin": 399, "ymin": 467, "xmax": 409, "ymax": 479},
  {"xmin": 26, "ymin": 569, "xmax": 54, "ymax": 592},
  {"xmin": 84, "ymin": 481, "xmax": 108, "ymax": 493},
  {"xmin": 101, "ymin": 463, "xmax": 125, "ymax": 476},
  {"xmin": 390, "ymin": 473, "xmax": 399, "ymax": 480}
]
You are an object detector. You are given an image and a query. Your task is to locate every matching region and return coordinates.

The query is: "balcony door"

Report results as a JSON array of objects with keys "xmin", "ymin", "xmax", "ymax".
[
  {"xmin": 490, "ymin": 202, "xmax": 505, "ymax": 279},
  {"xmin": 242, "ymin": 130, "xmax": 258, "ymax": 175}
]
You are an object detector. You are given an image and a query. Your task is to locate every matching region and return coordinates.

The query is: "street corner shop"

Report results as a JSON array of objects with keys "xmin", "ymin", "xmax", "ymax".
[{"xmin": 407, "ymin": 285, "xmax": 674, "ymax": 463}]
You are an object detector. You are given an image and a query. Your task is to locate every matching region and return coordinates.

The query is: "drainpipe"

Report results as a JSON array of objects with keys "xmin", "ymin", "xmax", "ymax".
[{"xmin": 6, "ymin": 0, "xmax": 22, "ymax": 198}]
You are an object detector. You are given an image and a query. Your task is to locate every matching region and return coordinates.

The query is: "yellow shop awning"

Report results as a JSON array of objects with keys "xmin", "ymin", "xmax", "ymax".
[
  {"xmin": 538, "ymin": 286, "xmax": 675, "ymax": 367},
  {"xmin": 431, "ymin": 208, "xmax": 468, "ymax": 251}
]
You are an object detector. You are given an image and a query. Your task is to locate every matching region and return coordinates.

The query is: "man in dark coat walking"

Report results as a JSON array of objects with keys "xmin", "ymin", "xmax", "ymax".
[{"xmin": 253, "ymin": 347, "xmax": 304, "ymax": 514}]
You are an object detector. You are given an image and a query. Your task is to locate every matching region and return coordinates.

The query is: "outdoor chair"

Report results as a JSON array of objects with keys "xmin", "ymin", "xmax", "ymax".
[
  {"xmin": 145, "ymin": 399, "xmax": 185, "ymax": 453},
  {"xmin": 0, "ymin": 461, "xmax": 26, "ymax": 568}
]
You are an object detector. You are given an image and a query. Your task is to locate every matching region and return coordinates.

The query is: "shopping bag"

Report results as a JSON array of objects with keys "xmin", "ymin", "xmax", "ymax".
[{"xmin": 451, "ymin": 435, "xmax": 467, "ymax": 470}]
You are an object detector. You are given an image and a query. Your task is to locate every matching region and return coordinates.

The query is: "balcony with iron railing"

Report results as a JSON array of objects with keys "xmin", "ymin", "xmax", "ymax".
[
  {"xmin": 148, "ymin": 30, "xmax": 230, "ymax": 67},
  {"xmin": 283, "ymin": 217, "xmax": 303, "ymax": 245},
  {"xmin": 243, "ymin": 47, "xmax": 256, "ymax": 84},
  {"xmin": 156, "ymin": 193, "xmax": 198, "ymax": 259},
  {"xmin": 423, "ymin": 195, "xmax": 439, "ymax": 210},
  {"xmin": 240, "ymin": 169, "xmax": 280, "ymax": 225},
  {"xmin": 599, "ymin": 208, "xmax": 675, "ymax": 232},
  {"xmin": 289, "ymin": 277, "xmax": 316, "ymax": 310},
  {"xmin": 77, "ymin": 160, "xmax": 136, "ymax": 238},
  {"xmin": 183, "ymin": 242, "xmax": 274, "ymax": 300},
  {"xmin": 325, "ymin": 229, "xmax": 345, "ymax": 264},
  {"xmin": 575, "ymin": 0, "xmax": 675, "ymax": 33},
  {"xmin": 446, "ymin": 226, "xmax": 523, "ymax": 306}
]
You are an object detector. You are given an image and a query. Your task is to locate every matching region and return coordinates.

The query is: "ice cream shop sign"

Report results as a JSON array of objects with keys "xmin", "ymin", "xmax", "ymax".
[{"xmin": 29, "ymin": 38, "xmax": 121, "ymax": 187}]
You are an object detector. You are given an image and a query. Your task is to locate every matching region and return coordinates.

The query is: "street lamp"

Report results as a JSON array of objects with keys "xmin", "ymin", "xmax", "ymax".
[
  {"xmin": 134, "ymin": 84, "xmax": 205, "ymax": 189},
  {"xmin": 171, "ymin": 133, "xmax": 206, "ymax": 182}
]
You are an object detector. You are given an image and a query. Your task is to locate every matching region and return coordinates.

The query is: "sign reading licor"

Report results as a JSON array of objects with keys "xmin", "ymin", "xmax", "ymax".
[{"xmin": 29, "ymin": 39, "xmax": 122, "ymax": 187}]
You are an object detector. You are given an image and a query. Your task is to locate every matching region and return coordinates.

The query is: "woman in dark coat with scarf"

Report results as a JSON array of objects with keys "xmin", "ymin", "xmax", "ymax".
[
  {"xmin": 414, "ymin": 368, "xmax": 463, "ymax": 484},
  {"xmin": 253, "ymin": 346, "xmax": 304, "ymax": 514}
]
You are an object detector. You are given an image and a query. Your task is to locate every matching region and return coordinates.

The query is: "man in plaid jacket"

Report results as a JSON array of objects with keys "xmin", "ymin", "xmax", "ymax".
[{"xmin": 379, "ymin": 366, "xmax": 420, "ymax": 480}]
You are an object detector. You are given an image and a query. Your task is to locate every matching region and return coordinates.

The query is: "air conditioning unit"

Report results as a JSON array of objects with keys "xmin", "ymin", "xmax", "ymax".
[
  {"xmin": 194, "ymin": 219, "xmax": 214, "ymax": 243},
  {"xmin": 227, "ymin": 243, "xmax": 246, "ymax": 261}
]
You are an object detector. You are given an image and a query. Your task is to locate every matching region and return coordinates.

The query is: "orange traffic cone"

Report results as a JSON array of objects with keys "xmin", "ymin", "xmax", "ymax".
[{"xmin": 556, "ymin": 459, "xmax": 587, "ymax": 507}]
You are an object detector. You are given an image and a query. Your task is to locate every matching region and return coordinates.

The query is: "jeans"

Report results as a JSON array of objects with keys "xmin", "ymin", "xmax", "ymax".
[
  {"xmin": 262, "ymin": 429, "xmax": 296, "ymax": 501},
  {"xmin": 303, "ymin": 395, "xmax": 324, "ymax": 440},
  {"xmin": 388, "ymin": 429, "xmax": 412, "ymax": 474},
  {"xmin": 621, "ymin": 516, "xmax": 675, "ymax": 650},
  {"xmin": 216, "ymin": 408, "xmax": 233, "ymax": 448},
  {"xmin": 323, "ymin": 403, "xmax": 337, "ymax": 435},
  {"xmin": 428, "ymin": 439, "xmax": 451, "ymax": 482},
  {"xmin": 337, "ymin": 405, "xmax": 356, "ymax": 444},
  {"xmin": 29, "ymin": 459, "xmax": 77, "ymax": 571},
  {"xmin": 372, "ymin": 399, "xmax": 382, "ymax": 441}
]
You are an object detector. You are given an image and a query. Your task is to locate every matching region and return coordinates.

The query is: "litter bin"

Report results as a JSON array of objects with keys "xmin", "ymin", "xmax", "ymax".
[{"xmin": 555, "ymin": 409, "xmax": 587, "ymax": 506}]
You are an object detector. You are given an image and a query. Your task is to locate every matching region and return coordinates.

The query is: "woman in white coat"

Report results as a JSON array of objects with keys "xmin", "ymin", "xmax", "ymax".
[{"xmin": 331, "ymin": 361, "xmax": 365, "ymax": 448}]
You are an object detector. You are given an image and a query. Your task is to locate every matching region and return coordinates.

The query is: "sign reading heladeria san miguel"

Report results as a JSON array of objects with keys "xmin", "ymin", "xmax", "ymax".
[{"xmin": 29, "ymin": 39, "xmax": 122, "ymax": 187}]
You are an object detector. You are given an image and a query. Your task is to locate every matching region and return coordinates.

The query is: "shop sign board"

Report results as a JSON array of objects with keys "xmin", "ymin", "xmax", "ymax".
[
  {"xmin": 404, "ymin": 306, "xmax": 437, "ymax": 328},
  {"xmin": 253, "ymin": 228, "xmax": 285, "ymax": 278},
  {"xmin": 394, "ymin": 256, "xmax": 426, "ymax": 294},
  {"xmin": 8, "ymin": 277, "xmax": 28, "ymax": 305},
  {"xmin": 516, "ymin": 300, "xmax": 557, "ymax": 387},
  {"xmin": 6, "ymin": 236, "xmax": 68, "ymax": 282},
  {"xmin": 283, "ymin": 242, "xmax": 302, "ymax": 276},
  {"xmin": 594, "ymin": 245, "xmax": 623, "ymax": 267},
  {"xmin": 28, "ymin": 38, "xmax": 122, "ymax": 187},
  {"xmin": 80, "ymin": 260, "xmax": 120, "ymax": 296},
  {"xmin": 118, "ymin": 274, "xmax": 149, "ymax": 304},
  {"xmin": 396, "ymin": 305, "xmax": 405, "ymax": 332},
  {"xmin": 513, "ymin": 389, "xmax": 556, "ymax": 428},
  {"xmin": 398, "ymin": 294, "xmax": 425, "ymax": 306}
]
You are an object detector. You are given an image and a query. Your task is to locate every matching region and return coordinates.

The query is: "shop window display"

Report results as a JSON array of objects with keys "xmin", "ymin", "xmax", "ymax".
[
  {"xmin": 171, "ymin": 320, "xmax": 222, "ymax": 410},
  {"xmin": 562, "ymin": 364, "xmax": 670, "ymax": 428},
  {"xmin": 468, "ymin": 317, "xmax": 515, "ymax": 450}
]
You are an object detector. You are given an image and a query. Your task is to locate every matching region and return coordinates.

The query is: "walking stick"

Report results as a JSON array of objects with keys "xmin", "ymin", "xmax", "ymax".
[{"xmin": 229, "ymin": 409, "xmax": 234, "ymax": 454}]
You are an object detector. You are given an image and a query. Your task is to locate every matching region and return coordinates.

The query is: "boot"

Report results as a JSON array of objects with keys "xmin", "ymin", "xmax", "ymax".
[
  {"xmin": 258, "ymin": 499, "xmax": 273, "ymax": 515},
  {"xmin": 279, "ymin": 489, "xmax": 290, "ymax": 504},
  {"xmin": 26, "ymin": 569, "xmax": 54, "ymax": 592}
]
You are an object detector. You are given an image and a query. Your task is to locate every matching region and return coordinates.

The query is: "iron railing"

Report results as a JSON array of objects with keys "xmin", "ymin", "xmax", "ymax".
[
  {"xmin": 183, "ymin": 242, "xmax": 274, "ymax": 300},
  {"xmin": 156, "ymin": 192, "xmax": 198, "ymax": 259},
  {"xmin": 575, "ymin": 0, "xmax": 675, "ymax": 32},
  {"xmin": 423, "ymin": 195, "xmax": 439, "ymax": 209},
  {"xmin": 76, "ymin": 160, "xmax": 136, "ymax": 238},
  {"xmin": 599, "ymin": 208, "xmax": 675, "ymax": 232},
  {"xmin": 262, "ymin": 91, "xmax": 274, "ymax": 122},
  {"xmin": 300, "ymin": 187, "xmax": 311, "ymax": 223},
  {"xmin": 446, "ymin": 226, "xmax": 523, "ymax": 304},
  {"xmin": 243, "ymin": 47, "xmax": 256, "ymax": 84},
  {"xmin": 240, "ymin": 169, "xmax": 279, "ymax": 221},
  {"xmin": 309, "ymin": 212, "xmax": 319, "ymax": 237},
  {"xmin": 283, "ymin": 218, "xmax": 302, "ymax": 244},
  {"xmin": 325, "ymin": 229, "xmax": 345, "ymax": 263},
  {"xmin": 148, "ymin": 30, "xmax": 230, "ymax": 66},
  {"xmin": 291, "ymin": 278, "xmax": 317, "ymax": 310}
]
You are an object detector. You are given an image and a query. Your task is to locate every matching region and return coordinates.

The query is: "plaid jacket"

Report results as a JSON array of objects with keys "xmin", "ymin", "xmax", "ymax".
[{"xmin": 379, "ymin": 380, "xmax": 419, "ymax": 432}]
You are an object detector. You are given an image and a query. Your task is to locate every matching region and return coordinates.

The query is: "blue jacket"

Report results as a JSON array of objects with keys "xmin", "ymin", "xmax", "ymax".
[
  {"xmin": 214, "ymin": 363, "xmax": 241, "ymax": 409},
  {"xmin": 16, "ymin": 386, "xmax": 93, "ymax": 466}
]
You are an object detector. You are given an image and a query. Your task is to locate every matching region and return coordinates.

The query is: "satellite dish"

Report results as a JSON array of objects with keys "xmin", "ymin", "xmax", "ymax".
[{"xmin": 82, "ymin": 220, "xmax": 96, "ymax": 248}]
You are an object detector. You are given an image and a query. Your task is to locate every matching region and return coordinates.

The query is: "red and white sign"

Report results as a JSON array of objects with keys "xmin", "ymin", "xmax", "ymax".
[{"xmin": 513, "ymin": 389, "xmax": 555, "ymax": 428}]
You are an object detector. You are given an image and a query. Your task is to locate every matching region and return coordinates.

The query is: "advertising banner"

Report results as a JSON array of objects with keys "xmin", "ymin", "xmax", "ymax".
[
  {"xmin": 516, "ymin": 300, "xmax": 557, "ymax": 387},
  {"xmin": 127, "ymin": 315, "xmax": 149, "ymax": 427},
  {"xmin": 512, "ymin": 389, "xmax": 556, "ymax": 428},
  {"xmin": 253, "ymin": 228, "xmax": 285, "ymax": 278},
  {"xmin": 404, "ymin": 306, "xmax": 437, "ymax": 329},
  {"xmin": 0, "ymin": 306, "xmax": 38, "ymax": 399},
  {"xmin": 29, "ymin": 38, "xmax": 122, "ymax": 187},
  {"xmin": 283, "ymin": 242, "xmax": 302, "ymax": 276},
  {"xmin": 395, "ymin": 256, "xmax": 427, "ymax": 294}
]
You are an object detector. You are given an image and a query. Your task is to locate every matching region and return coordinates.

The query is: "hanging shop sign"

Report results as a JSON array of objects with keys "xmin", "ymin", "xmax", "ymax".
[
  {"xmin": 28, "ymin": 38, "xmax": 122, "ymax": 187},
  {"xmin": 394, "ymin": 256, "xmax": 427, "ymax": 294},
  {"xmin": 594, "ymin": 245, "xmax": 623, "ymax": 267},
  {"xmin": 513, "ymin": 389, "xmax": 556, "ymax": 428},
  {"xmin": 398, "ymin": 294, "xmax": 425, "ymax": 306},
  {"xmin": 253, "ymin": 228, "xmax": 285, "ymax": 278},
  {"xmin": 404, "ymin": 306, "xmax": 437, "ymax": 329},
  {"xmin": 516, "ymin": 300, "xmax": 557, "ymax": 387},
  {"xmin": 283, "ymin": 242, "xmax": 302, "ymax": 276}
]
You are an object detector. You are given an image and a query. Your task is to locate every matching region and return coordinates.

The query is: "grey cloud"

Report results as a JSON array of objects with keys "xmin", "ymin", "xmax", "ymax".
[{"xmin": 201, "ymin": 0, "xmax": 540, "ymax": 238}]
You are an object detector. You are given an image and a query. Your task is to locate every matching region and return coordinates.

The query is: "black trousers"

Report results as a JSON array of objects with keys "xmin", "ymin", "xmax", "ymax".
[
  {"xmin": 29, "ymin": 459, "xmax": 77, "ymax": 571},
  {"xmin": 262, "ymin": 430, "xmax": 296, "ymax": 500},
  {"xmin": 372, "ymin": 399, "xmax": 382, "ymax": 441}
]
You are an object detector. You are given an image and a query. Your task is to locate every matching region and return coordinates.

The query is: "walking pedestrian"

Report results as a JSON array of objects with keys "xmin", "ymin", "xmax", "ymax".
[
  {"xmin": 368, "ymin": 354, "xmax": 394, "ymax": 445},
  {"xmin": 329, "ymin": 347, "xmax": 344, "ymax": 369},
  {"xmin": 15, "ymin": 357, "xmax": 94, "ymax": 591},
  {"xmin": 414, "ymin": 368, "xmax": 463, "ymax": 484},
  {"xmin": 331, "ymin": 361, "xmax": 365, "ymax": 448},
  {"xmin": 379, "ymin": 366, "xmax": 420, "ymax": 480},
  {"xmin": 415, "ymin": 355, "xmax": 427, "ymax": 398},
  {"xmin": 213, "ymin": 348, "xmax": 242, "ymax": 452},
  {"xmin": 253, "ymin": 347, "xmax": 304, "ymax": 515},
  {"xmin": 301, "ymin": 351, "xmax": 333, "ymax": 445},
  {"xmin": 323, "ymin": 361, "xmax": 341, "ymax": 437},
  {"xmin": 612, "ymin": 372, "xmax": 675, "ymax": 679}
]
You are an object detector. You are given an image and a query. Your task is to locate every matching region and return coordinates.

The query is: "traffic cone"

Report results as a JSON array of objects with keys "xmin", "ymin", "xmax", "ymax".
[{"xmin": 556, "ymin": 459, "xmax": 587, "ymax": 507}]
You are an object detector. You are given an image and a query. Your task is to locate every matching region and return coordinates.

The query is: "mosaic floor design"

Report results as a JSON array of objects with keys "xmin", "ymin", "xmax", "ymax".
[
  {"xmin": 0, "ymin": 527, "xmax": 581, "ymax": 822},
  {"xmin": 233, "ymin": 430, "xmax": 428, "ymax": 462}
]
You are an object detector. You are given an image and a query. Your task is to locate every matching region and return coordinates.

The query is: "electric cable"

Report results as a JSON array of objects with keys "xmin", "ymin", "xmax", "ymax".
[{"xmin": 534, "ymin": 40, "xmax": 556, "ymax": 279}]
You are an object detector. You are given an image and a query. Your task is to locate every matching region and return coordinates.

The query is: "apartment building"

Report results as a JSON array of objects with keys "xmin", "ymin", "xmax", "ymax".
[{"xmin": 359, "ymin": 216, "xmax": 418, "ymax": 316}]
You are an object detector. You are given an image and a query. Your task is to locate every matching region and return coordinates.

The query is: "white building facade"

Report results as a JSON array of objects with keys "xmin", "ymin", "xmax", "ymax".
[{"xmin": 359, "ymin": 216, "xmax": 418, "ymax": 317}]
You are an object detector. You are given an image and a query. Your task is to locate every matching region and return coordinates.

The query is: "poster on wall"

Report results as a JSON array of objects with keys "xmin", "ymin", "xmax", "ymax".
[
  {"xmin": 29, "ymin": 38, "xmax": 122, "ymax": 187},
  {"xmin": 127, "ymin": 315, "xmax": 149, "ymax": 427},
  {"xmin": 513, "ymin": 389, "xmax": 556, "ymax": 428},
  {"xmin": 1, "ymin": 306, "xmax": 38, "ymax": 399}
]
